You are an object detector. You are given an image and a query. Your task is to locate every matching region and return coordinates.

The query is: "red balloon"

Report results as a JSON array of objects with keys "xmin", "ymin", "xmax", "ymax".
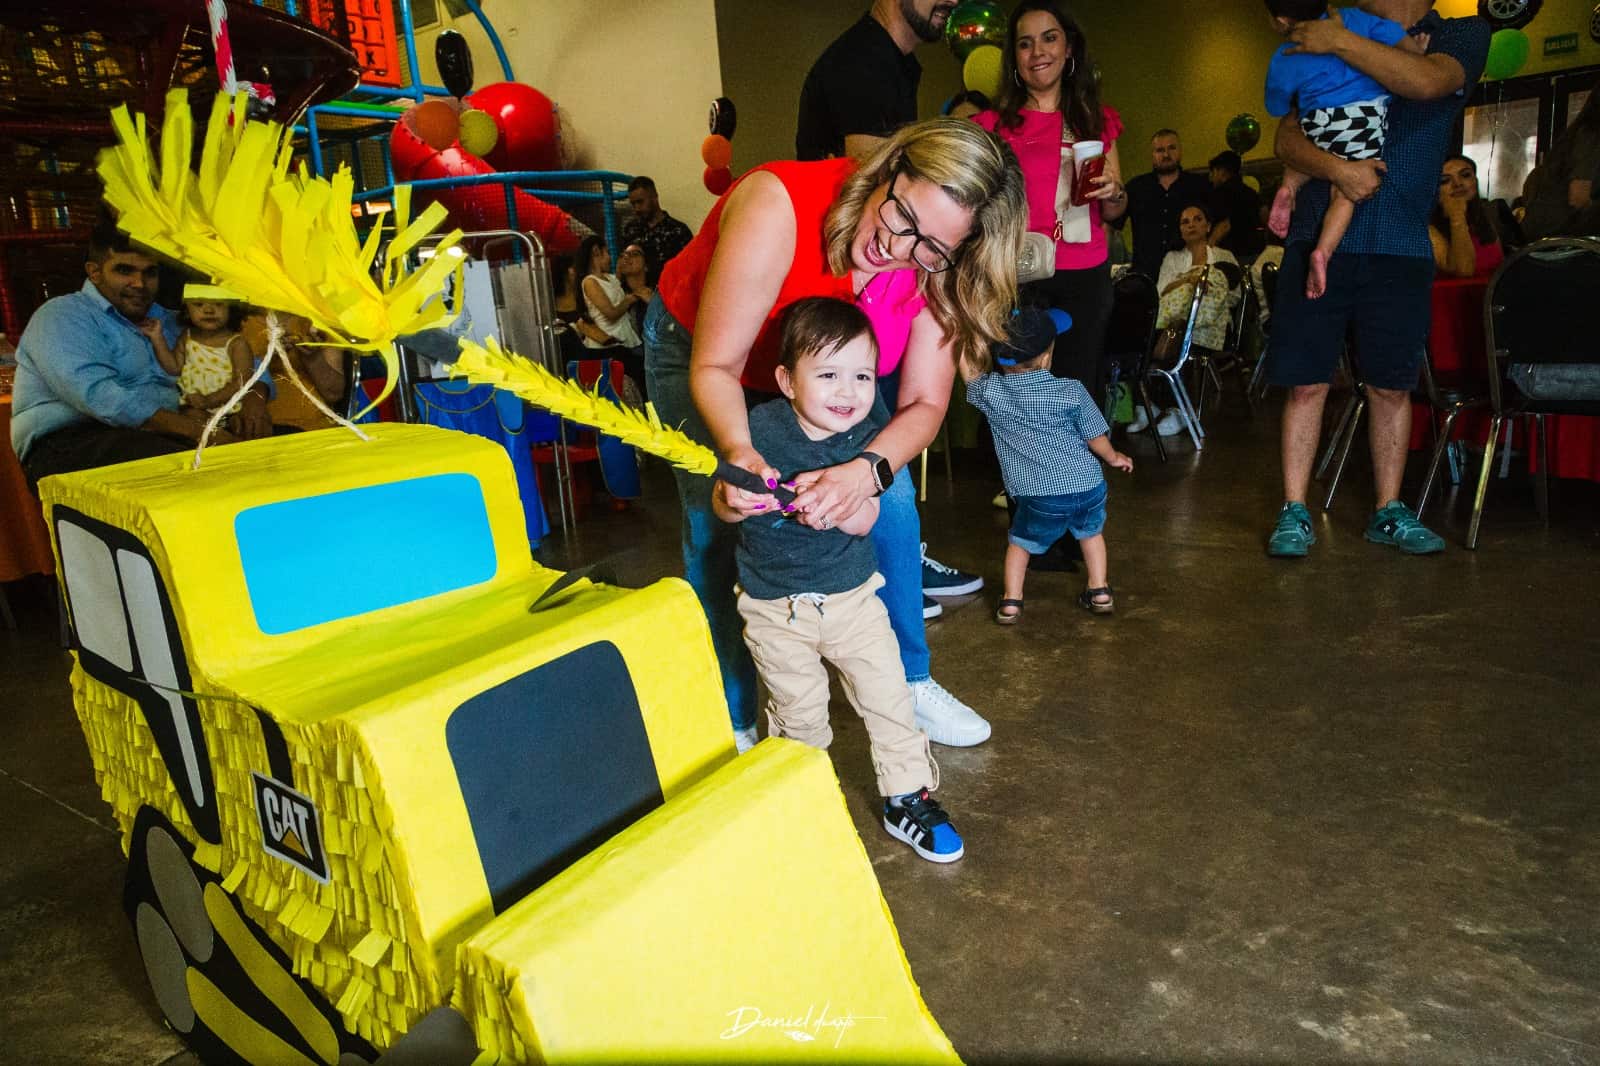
[
  {"xmin": 388, "ymin": 110, "xmax": 583, "ymax": 254},
  {"xmin": 700, "ymin": 134, "xmax": 732, "ymax": 170},
  {"xmin": 467, "ymin": 82, "xmax": 561, "ymax": 172},
  {"xmin": 703, "ymin": 166, "xmax": 734, "ymax": 196}
]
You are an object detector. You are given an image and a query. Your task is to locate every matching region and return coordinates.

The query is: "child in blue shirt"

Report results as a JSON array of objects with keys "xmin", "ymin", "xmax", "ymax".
[
  {"xmin": 963, "ymin": 307, "xmax": 1133, "ymax": 624},
  {"xmin": 1263, "ymin": 0, "xmax": 1419, "ymax": 299}
]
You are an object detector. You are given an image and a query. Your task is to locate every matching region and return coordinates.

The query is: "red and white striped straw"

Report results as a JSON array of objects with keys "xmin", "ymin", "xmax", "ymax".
[{"xmin": 205, "ymin": 0, "xmax": 238, "ymax": 96}]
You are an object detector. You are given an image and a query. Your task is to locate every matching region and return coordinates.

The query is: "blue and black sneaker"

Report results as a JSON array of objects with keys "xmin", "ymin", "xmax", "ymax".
[
  {"xmin": 1266, "ymin": 501, "xmax": 1315, "ymax": 558},
  {"xmin": 1365, "ymin": 500, "xmax": 1445, "ymax": 554},
  {"xmin": 883, "ymin": 789, "xmax": 964, "ymax": 863}
]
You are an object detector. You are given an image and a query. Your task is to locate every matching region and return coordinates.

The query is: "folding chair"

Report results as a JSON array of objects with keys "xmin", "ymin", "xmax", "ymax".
[
  {"xmin": 1314, "ymin": 349, "xmax": 1366, "ymax": 511},
  {"xmin": 1104, "ymin": 270, "xmax": 1165, "ymax": 462},
  {"xmin": 1247, "ymin": 260, "xmax": 1279, "ymax": 400},
  {"xmin": 1467, "ymin": 237, "xmax": 1600, "ymax": 548},
  {"xmin": 1199, "ymin": 260, "xmax": 1259, "ymax": 414},
  {"xmin": 1144, "ymin": 266, "xmax": 1210, "ymax": 450}
]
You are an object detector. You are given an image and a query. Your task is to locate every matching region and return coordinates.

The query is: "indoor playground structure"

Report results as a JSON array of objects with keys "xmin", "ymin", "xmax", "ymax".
[
  {"xmin": 26, "ymin": 23, "xmax": 965, "ymax": 1060},
  {"xmin": 0, "ymin": 0, "xmax": 631, "ymax": 340}
]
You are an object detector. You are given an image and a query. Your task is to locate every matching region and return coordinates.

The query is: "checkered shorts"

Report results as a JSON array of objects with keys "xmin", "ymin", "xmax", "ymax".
[{"xmin": 1300, "ymin": 99, "xmax": 1389, "ymax": 161}]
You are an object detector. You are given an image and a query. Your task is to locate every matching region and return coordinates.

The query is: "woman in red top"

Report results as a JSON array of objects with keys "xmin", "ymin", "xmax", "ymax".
[
  {"xmin": 644, "ymin": 118, "xmax": 1025, "ymax": 752},
  {"xmin": 1429, "ymin": 155, "xmax": 1505, "ymax": 278},
  {"xmin": 973, "ymin": 0, "xmax": 1127, "ymax": 396}
]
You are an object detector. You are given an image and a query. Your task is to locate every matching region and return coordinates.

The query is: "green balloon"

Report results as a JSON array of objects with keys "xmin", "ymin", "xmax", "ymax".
[
  {"xmin": 1226, "ymin": 114, "xmax": 1262, "ymax": 154},
  {"xmin": 946, "ymin": 1, "xmax": 1006, "ymax": 62},
  {"xmin": 1483, "ymin": 28, "xmax": 1531, "ymax": 81}
]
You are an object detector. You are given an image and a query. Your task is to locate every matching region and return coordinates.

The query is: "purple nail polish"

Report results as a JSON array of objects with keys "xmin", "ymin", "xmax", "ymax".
[
  {"xmin": 754, "ymin": 503, "xmax": 767, "ymax": 510},
  {"xmin": 766, "ymin": 478, "xmax": 777, "ymax": 488}
]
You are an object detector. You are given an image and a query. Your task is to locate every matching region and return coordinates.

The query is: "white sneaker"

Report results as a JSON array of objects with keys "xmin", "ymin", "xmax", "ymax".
[
  {"xmin": 910, "ymin": 678, "xmax": 991, "ymax": 747},
  {"xmin": 1156, "ymin": 408, "xmax": 1185, "ymax": 436},
  {"xmin": 733, "ymin": 725, "xmax": 758, "ymax": 753},
  {"xmin": 1127, "ymin": 407, "xmax": 1151, "ymax": 433}
]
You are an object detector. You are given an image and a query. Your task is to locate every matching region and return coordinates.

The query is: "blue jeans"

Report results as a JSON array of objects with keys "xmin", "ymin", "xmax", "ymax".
[{"xmin": 643, "ymin": 299, "xmax": 930, "ymax": 731}]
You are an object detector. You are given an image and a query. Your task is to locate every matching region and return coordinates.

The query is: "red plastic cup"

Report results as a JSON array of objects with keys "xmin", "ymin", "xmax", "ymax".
[{"xmin": 1071, "ymin": 140, "xmax": 1105, "ymax": 207}]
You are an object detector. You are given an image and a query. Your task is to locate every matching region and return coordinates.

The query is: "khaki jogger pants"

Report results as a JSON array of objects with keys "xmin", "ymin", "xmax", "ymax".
[{"xmin": 736, "ymin": 573, "xmax": 936, "ymax": 798}]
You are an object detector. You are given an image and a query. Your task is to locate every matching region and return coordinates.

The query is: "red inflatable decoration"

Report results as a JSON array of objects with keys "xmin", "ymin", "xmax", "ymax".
[
  {"xmin": 467, "ymin": 81, "xmax": 563, "ymax": 173},
  {"xmin": 388, "ymin": 88, "xmax": 582, "ymax": 255}
]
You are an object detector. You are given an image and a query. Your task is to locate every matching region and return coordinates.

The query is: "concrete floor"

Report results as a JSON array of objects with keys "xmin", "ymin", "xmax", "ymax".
[{"xmin": 3, "ymin": 398, "xmax": 1598, "ymax": 1065}]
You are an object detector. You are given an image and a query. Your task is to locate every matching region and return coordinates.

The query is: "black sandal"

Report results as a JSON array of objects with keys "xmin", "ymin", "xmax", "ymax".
[
  {"xmin": 1077, "ymin": 586, "xmax": 1114, "ymax": 614},
  {"xmin": 995, "ymin": 598, "xmax": 1024, "ymax": 625}
]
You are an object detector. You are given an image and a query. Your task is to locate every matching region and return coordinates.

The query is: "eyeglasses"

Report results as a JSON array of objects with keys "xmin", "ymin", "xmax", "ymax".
[{"xmin": 878, "ymin": 169, "xmax": 958, "ymax": 274}]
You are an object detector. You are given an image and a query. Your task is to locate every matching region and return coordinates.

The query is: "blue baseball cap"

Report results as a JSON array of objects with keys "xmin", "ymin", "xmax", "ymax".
[{"xmin": 992, "ymin": 307, "xmax": 1072, "ymax": 366}]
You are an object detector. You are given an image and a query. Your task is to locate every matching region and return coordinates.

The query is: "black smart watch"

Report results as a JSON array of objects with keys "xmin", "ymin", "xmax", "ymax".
[{"xmin": 860, "ymin": 451, "xmax": 893, "ymax": 496}]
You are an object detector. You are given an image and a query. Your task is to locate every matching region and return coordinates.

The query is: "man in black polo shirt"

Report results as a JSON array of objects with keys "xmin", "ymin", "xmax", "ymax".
[
  {"xmin": 1119, "ymin": 128, "xmax": 1213, "ymax": 281},
  {"xmin": 1207, "ymin": 150, "xmax": 1266, "ymax": 262},
  {"xmin": 1264, "ymin": 1, "xmax": 1489, "ymax": 559},
  {"xmin": 621, "ymin": 176, "xmax": 693, "ymax": 287},
  {"xmin": 795, "ymin": 0, "xmax": 957, "ymax": 160}
]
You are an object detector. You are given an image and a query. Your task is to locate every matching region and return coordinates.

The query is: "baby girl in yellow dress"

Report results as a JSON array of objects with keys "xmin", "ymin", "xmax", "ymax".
[{"xmin": 144, "ymin": 296, "xmax": 255, "ymax": 418}]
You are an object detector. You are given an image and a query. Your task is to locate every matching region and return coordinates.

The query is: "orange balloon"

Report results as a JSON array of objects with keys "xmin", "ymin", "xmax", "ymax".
[
  {"xmin": 412, "ymin": 99, "xmax": 461, "ymax": 151},
  {"xmin": 703, "ymin": 166, "xmax": 734, "ymax": 196},
  {"xmin": 700, "ymin": 134, "xmax": 732, "ymax": 170}
]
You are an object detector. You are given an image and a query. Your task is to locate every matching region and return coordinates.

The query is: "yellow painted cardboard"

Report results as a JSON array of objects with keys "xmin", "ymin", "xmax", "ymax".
[
  {"xmin": 43, "ymin": 425, "xmax": 732, "ymax": 1048},
  {"xmin": 453, "ymin": 738, "xmax": 963, "ymax": 1064}
]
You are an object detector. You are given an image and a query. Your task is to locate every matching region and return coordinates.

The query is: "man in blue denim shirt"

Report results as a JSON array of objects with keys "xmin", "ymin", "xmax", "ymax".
[
  {"xmin": 1263, "ymin": 1, "xmax": 1490, "ymax": 558},
  {"xmin": 11, "ymin": 223, "xmax": 275, "ymax": 486}
]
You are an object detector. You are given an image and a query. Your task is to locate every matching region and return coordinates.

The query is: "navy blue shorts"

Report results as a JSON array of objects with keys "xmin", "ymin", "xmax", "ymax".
[
  {"xmin": 1267, "ymin": 246, "xmax": 1434, "ymax": 391},
  {"xmin": 1009, "ymin": 482, "xmax": 1108, "ymax": 553}
]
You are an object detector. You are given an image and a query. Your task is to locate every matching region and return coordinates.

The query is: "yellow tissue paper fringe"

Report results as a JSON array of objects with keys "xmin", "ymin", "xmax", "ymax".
[
  {"xmin": 70, "ymin": 656, "xmax": 437, "ymax": 1049},
  {"xmin": 451, "ymin": 339, "xmax": 720, "ymax": 477},
  {"xmin": 97, "ymin": 89, "xmax": 465, "ymax": 411}
]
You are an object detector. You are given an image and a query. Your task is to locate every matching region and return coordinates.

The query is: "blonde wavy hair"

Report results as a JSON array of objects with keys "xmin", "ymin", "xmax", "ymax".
[{"xmin": 823, "ymin": 118, "xmax": 1026, "ymax": 371}]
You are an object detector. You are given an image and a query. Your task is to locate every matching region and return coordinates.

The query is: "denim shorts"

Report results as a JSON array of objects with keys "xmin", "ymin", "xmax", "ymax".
[{"xmin": 1009, "ymin": 482, "xmax": 1108, "ymax": 553}]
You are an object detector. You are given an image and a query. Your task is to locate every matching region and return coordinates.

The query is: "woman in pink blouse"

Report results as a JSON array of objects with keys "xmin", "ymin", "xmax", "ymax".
[{"xmin": 973, "ymin": 0, "xmax": 1127, "ymax": 397}]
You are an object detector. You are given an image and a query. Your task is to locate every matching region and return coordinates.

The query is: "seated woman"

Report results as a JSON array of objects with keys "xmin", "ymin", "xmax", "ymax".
[
  {"xmin": 1429, "ymin": 155, "xmax": 1504, "ymax": 277},
  {"xmin": 550, "ymin": 254, "xmax": 612, "ymax": 353},
  {"xmin": 1137, "ymin": 204, "xmax": 1239, "ymax": 434},
  {"xmin": 575, "ymin": 235, "xmax": 647, "ymax": 392},
  {"xmin": 615, "ymin": 242, "xmax": 656, "ymax": 340},
  {"xmin": 1156, "ymin": 205, "xmax": 1240, "ymax": 349}
]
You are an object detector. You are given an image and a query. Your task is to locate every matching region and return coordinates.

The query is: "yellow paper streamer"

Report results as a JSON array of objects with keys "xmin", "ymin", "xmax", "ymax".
[
  {"xmin": 97, "ymin": 90, "xmax": 465, "ymax": 410},
  {"xmin": 451, "ymin": 339, "xmax": 719, "ymax": 478}
]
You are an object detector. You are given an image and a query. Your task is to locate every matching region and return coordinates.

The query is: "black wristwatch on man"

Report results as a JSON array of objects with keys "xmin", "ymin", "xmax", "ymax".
[{"xmin": 860, "ymin": 451, "xmax": 893, "ymax": 496}]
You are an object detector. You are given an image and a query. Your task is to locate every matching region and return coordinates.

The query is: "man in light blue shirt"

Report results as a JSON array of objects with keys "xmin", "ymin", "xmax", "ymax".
[{"xmin": 11, "ymin": 222, "xmax": 274, "ymax": 485}]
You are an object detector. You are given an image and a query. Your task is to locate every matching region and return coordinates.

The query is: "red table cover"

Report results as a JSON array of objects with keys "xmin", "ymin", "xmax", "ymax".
[{"xmin": 1412, "ymin": 275, "xmax": 1600, "ymax": 482}]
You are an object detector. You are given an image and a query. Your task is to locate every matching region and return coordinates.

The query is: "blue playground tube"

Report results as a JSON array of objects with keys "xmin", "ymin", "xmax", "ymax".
[{"xmin": 351, "ymin": 171, "xmax": 633, "ymax": 258}]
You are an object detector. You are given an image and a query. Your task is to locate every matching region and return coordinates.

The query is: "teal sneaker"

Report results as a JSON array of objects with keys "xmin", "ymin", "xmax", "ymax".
[
  {"xmin": 1267, "ymin": 502, "xmax": 1315, "ymax": 557},
  {"xmin": 1365, "ymin": 500, "xmax": 1445, "ymax": 554}
]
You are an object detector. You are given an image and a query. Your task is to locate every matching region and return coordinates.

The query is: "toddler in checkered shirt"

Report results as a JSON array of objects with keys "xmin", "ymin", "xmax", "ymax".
[
  {"xmin": 1263, "ymin": 0, "xmax": 1426, "ymax": 300},
  {"xmin": 962, "ymin": 307, "xmax": 1132, "ymax": 626}
]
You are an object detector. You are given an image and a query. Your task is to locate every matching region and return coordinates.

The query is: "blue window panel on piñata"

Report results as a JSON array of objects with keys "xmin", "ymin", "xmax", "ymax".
[
  {"xmin": 446, "ymin": 642, "xmax": 664, "ymax": 914},
  {"xmin": 236, "ymin": 473, "xmax": 498, "ymax": 635}
]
